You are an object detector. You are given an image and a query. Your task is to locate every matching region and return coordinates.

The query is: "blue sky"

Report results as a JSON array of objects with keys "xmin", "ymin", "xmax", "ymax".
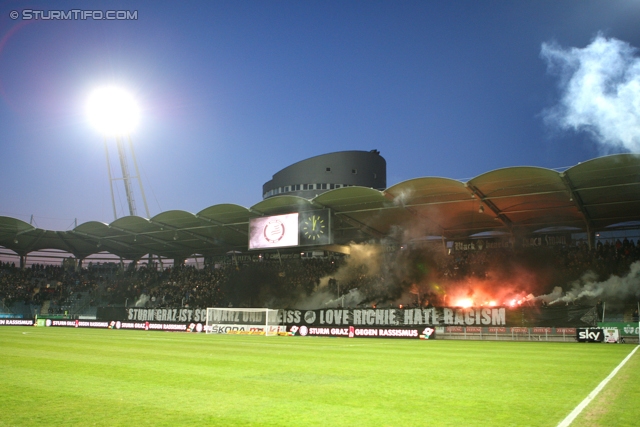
[{"xmin": 1, "ymin": 0, "xmax": 639, "ymax": 230}]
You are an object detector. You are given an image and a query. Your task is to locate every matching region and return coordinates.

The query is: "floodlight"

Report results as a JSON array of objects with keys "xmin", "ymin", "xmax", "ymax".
[{"xmin": 86, "ymin": 86, "xmax": 140, "ymax": 136}]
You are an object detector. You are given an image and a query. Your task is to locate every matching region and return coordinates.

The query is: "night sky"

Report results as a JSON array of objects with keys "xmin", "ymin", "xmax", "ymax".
[{"xmin": 1, "ymin": 1, "xmax": 639, "ymax": 230}]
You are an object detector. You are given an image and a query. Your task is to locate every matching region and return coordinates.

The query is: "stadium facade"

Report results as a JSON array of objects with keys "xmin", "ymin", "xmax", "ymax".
[{"xmin": 262, "ymin": 149, "xmax": 386, "ymax": 199}]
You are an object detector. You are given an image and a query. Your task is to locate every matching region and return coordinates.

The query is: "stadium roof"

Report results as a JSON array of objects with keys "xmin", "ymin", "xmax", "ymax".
[{"xmin": 1, "ymin": 154, "xmax": 640, "ymax": 260}]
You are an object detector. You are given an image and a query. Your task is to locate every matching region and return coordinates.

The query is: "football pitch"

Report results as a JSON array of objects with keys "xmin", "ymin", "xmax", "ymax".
[{"xmin": 1, "ymin": 327, "xmax": 638, "ymax": 427}]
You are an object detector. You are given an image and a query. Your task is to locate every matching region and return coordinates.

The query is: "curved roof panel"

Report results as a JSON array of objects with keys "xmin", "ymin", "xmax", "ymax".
[
  {"xmin": 111, "ymin": 216, "xmax": 153, "ymax": 230},
  {"xmin": 251, "ymin": 195, "xmax": 314, "ymax": 216},
  {"xmin": 312, "ymin": 187, "xmax": 402, "ymax": 240},
  {"xmin": 314, "ymin": 187, "xmax": 388, "ymax": 211},
  {"xmin": 385, "ymin": 178, "xmax": 479, "ymax": 236},
  {"xmin": 2, "ymin": 155, "xmax": 640, "ymax": 259},
  {"xmin": 197, "ymin": 204, "xmax": 253, "ymax": 225},
  {"xmin": 386, "ymin": 177, "xmax": 469, "ymax": 204},
  {"xmin": 0, "ymin": 216, "xmax": 35, "ymax": 234},
  {"xmin": 564, "ymin": 154, "xmax": 640, "ymax": 229},
  {"xmin": 467, "ymin": 166, "xmax": 583, "ymax": 232}
]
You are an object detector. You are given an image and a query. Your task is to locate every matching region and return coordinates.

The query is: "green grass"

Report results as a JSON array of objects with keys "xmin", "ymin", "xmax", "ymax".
[
  {"xmin": 0, "ymin": 327, "xmax": 637, "ymax": 426},
  {"xmin": 574, "ymin": 345, "xmax": 640, "ymax": 427}
]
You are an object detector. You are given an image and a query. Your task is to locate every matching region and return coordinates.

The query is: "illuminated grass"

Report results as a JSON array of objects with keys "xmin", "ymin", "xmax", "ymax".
[
  {"xmin": 574, "ymin": 347, "xmax": 640, "ymax": 427},
  {"xmin": 0, "ymin": 327, "xmax": 636, "ymax": 426}
]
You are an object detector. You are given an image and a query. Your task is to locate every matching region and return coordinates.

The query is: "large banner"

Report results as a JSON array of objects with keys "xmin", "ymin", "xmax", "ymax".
[
  {"xmin": 98, "ymin": 305, "xmax": 597, "ymax": 328},
  {"xmin": 280, "ymin": 306, "xmax": 596, "ymax": 328},
  {"xmin": 280, "ymin": 307, "xmax": 506, "ymax": 327},
  {"xmin": 451, "ymin": 234, "xmax": 571, "ymax": 252},
  {"xmin": 98, "ymin": 307, "xmax": 208, "ymax": 323}
]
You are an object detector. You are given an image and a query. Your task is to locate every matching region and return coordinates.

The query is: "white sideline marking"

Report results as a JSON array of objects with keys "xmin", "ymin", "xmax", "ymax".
[{"xmin": 557, "ymin": 345, "xmax": 639, "ymax": 427}]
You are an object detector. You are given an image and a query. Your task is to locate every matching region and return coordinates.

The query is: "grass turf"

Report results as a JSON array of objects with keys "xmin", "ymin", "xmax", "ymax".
[{"xmin": 0, "ymin": 327, "xmax": 637, "ymax": 426}]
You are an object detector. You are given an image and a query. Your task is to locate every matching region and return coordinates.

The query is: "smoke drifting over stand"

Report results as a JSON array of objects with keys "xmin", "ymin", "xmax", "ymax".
[
  {"xmin": 294, "ymin": 242, "xmax": 565, "ymax": 310},
  {"xmin": 537, "ymin": 261, "xmax": 640, "ymax": 306}
]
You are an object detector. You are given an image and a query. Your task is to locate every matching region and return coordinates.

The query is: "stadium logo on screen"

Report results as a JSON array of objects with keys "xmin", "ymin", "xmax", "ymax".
[
  {"xmin": 264, "ymin": 219, "xmax": 285, "ymax": 243},
  {"xmin": 249, "ymin": 213, "xmax": 299, "ymax": 249}
]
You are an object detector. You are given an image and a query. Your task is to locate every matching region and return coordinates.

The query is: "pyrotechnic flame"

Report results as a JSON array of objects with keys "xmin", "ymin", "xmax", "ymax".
[
  {"xmin": 455, "ymin": 298, "xmax": 474, "ymax": 308},
  {"xmin": 444, "ymin": 277, "xmax": 533, "ymax": 308}
]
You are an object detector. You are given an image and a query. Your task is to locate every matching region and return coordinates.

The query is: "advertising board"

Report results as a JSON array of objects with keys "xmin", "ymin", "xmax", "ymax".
[
  {"xmin": 0, "ymin": 319, "xmax": 34, "ymax": 326},
  {"xmin": 577, "ymin": 328, "xmax": 604, "ymax": 343},
  {"xmin": 288, "ymin": 325, "xmax": 436, "ymax": 340}
]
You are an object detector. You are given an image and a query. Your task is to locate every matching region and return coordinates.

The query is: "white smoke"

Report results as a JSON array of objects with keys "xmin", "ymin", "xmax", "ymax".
[
  {"xmin": 293, "ymin": 243, "xmax": 390, "ymax": 309},
  {"xmin": 392, "ymin": 189, "xmax": 413, "ymax": 207},
  {"xmin": 537, "ymin": 261, "xmax": 640, "ymax": 304},
  {"xmin": 135, "ymin": 293, "xmax": 150, "ymax": 307},
  {"xmin": 322, "ymin": 289, "xmax": 365, "ymax": 308},
  {"xmin": 294, "ymin": 289, "xmax": 337, "ymax": 310},
  {"xmin": 541, "ymin": 34, "xmax": 640, "ymax": 151}
]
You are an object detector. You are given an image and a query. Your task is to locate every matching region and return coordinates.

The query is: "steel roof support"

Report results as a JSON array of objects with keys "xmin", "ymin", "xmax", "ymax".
[
  {"xmin": 70, "ymin": 229, "xmax": 140, "ymax": 254},
  {"xmin": 148, "ymin": 219, "xmax": 221, "ymax": 246},
  {"xmin": 559, "ymin": 172, "xmax": 594, "ymax": 249},
  {"xmin": 194, "ymin": 214, "xmax": 249, "ymax": 238},
  {"xmin": 107, "ymin": 225, "xmax": 198, "ymax": 258},
  {"xmin": 333, "ymin": 213, "xmax": 388, "ymax": 240},
  {"xmin": 311, "ymin": 200, "xmax": 390, "ymax": 241},
  {"xmin": 465, "ymin": 183, "xmax": 513, "ymax": 232},
  {"xmin": 53, "ymin": 231, "xmax": 81, "ymax": 256}
]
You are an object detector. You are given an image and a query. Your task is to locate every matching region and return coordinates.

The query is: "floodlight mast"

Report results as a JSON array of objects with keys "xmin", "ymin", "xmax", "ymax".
[
  {"xmin": 116, "ymin": 135, "xmax": 137, "ymax": 216},
  {"xmin": 104, "ymin": 135, "xmax": 150, "ymax": 219},
  {"xmin": 88, "ymin": 86, "xmax": 150, "ymax": 219},
  {"xmin": 104, "ymin": 139, "xmax": 118, "ymax": 221},
  {"xmin": 129, "ymin": 135, "xmax": 151, "ymax": 218},
  {"xmin": 104, "ymin": 136, "xmax": 149, "ymax": 219}
]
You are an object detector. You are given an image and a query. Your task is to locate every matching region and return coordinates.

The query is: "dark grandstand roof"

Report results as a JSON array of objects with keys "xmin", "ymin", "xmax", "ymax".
[{"xmin": 1, "ymin": 154, "xmax": 639, "ymax": 260}]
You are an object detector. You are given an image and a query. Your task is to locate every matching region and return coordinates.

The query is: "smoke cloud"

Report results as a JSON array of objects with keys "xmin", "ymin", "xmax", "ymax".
[
  {"xmin": 537, "ymin": 261, "xmax": 640, "ymax": 304},
  {"xmin": 294, "ymin": 238, "xmax": 565, "ymax": 310},
  {"xmin": 541, "ymin": 34, "xmax": 640, "ymax": 151}
]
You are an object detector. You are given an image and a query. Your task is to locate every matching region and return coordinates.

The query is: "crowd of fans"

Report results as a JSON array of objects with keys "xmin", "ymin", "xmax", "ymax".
[
  {"xmin": 0, "ymin": 257, "xmax": 342, "ymax": 311},
  {"xmin": 441, "ymin": 238, "xmax": 640, "ymax": 283},
  {"xmin": 0, "ymin": 262, "xmax": 101, "ymax": 312},
  {"xmin": 2, "ymin": 238, "xmax": 640, "ymax": 314}
]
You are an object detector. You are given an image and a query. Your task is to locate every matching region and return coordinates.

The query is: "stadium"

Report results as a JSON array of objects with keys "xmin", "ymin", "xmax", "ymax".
[
  {"xmin": 2, "ymin": 2, "xmax": 640, "ymax": 425},
  {"xmin": 1, "ymin": 149, "xmax": 640, "ymax": 425}
]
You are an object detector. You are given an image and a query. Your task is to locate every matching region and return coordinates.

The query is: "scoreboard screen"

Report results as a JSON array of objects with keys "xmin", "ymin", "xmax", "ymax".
[
  {"xmin": 248, "ymin": 213, "xmax": 299, "ymax": 249},
  {"xmin": 248, "ymin": 210, "xmax": 332, "ymax": 250}
]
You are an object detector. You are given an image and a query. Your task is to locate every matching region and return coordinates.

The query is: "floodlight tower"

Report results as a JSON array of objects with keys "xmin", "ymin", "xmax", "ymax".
[{"xmin": 87, "ymin": 86, "xmax": 150, "ymax": 220}]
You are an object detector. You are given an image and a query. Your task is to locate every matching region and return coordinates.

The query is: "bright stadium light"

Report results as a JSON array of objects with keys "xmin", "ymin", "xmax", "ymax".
[
  {"xmin": 86, "ymin": 85, "xmax": 150, "ymax": 222},
  {"xmin": 86, "ymin": 86, "xmax": 140, "ymax": 136}
]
